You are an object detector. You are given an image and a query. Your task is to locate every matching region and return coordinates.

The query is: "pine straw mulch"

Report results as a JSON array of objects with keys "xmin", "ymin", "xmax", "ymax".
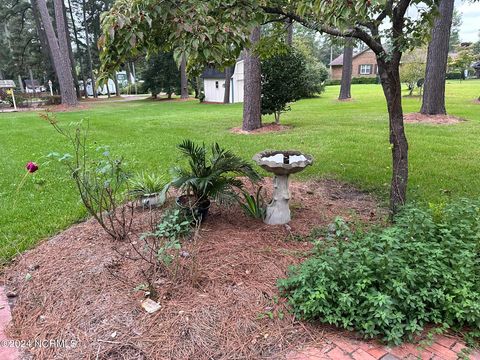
[
  {"xmin": 230, "ymin": 123, "xmax": 292, "ymax": 135},
  {"xmin": 404, "ymin": 112, "xmax": 465, "ymax": 125},
  {"xmin": 3, "ymin": 179, "xmax": 384, "ymax": 360}
]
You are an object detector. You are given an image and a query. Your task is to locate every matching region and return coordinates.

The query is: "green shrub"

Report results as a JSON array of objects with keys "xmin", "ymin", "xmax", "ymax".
[
  {"xmin": 42, "ymin": 95, "xmax": 62, "ymax": 106},
  {"xmin": 278, "ymin": 199, "xmax": 480, "ymax": 345},
  {"xmin": 446, "ymin": 72, "xmax": 463, "ymax": 80},
  {"xmin": 0, "ymin": 90, "xmax": 29, "ymax": 107},
  {"xmin": 261, "ymin": 49, "xmax": 308, "ymax": 123},
  {"xmin": 325, "ymin": 77, "xmax": 379, "ymax": 86}
]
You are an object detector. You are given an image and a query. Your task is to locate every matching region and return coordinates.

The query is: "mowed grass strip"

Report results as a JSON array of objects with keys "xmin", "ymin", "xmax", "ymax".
[{"xmin": 0, "ymin": 80, "xmax": 479, "ymax": 261}]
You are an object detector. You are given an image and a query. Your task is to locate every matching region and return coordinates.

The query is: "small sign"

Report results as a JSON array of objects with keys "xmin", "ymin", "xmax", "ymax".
[{"xmin": 0, "ymin": 80, "xmax": 16, "ymax": 89}]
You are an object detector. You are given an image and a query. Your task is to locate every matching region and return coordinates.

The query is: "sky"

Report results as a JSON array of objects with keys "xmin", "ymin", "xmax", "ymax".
[{"xmin": 456, "ymin": 1, "xmax": 480, "ymax": 42}]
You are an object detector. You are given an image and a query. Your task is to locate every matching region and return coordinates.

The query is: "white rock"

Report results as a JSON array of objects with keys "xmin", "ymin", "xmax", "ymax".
[{"xmin": 141, "ymin": 299, "xmax": 161, "ymax": 314}]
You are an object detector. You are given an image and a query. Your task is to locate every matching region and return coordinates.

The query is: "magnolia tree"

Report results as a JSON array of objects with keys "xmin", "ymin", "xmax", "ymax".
[{"xmin": 99, "ymin": 0, "xmax": 439, "ymax": 214}]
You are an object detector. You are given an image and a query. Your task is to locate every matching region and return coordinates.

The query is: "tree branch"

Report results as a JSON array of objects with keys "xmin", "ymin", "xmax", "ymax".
[
  {"xmin": 391, "ymin": 0, "xmax": 412, "ymax": 64},
  {"xmin": 262, "ymin": 15, "xmax": 288, "ymax": 25},
  {"xmin": 261, "ymin": 6, "xmax": 385, "ymax": 56},
  {"xmin": 376, "ymin": 0, "xmax": 394, "ymax": 23}
]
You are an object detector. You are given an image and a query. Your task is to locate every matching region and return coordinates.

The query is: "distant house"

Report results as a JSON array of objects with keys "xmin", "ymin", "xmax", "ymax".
[
  {"xmin": 201, "ymin": 59, "xmax": 244, "ymax": 103},
  {"xmin": 329, "ymin": 49, "xmax": 378, "ymax": 80}
]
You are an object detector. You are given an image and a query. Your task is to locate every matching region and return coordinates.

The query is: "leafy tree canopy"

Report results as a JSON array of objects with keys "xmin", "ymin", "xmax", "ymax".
[
  {"xmin": 99, "ymin": 0, "xmax": 440, "ymax": 76},
  {"xmin": 99, "ymin": 0, "xmax": 262, "ymax": 76}
]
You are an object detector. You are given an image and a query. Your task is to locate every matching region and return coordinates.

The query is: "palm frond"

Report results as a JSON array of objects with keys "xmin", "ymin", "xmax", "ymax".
[{"xmin": 172, "ymin": 140, "xmax": 262, "ymax": 201}]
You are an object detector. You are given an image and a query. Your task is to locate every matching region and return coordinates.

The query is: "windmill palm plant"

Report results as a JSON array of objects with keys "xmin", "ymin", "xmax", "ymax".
[{"xmin": 170, "ymin": 140, "xmax": 261, "ymax": 218}]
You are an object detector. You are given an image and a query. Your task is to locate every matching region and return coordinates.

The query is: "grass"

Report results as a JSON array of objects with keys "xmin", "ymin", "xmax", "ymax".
[{"xmin": 1, "ymin": 80, "xmax": 479, "ymax": 262}]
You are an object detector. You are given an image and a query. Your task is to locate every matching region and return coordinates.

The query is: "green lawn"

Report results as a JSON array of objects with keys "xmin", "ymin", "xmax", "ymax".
[{"xmin": 1, "ymin": 80, "xmax": 479, "ymax": 262}]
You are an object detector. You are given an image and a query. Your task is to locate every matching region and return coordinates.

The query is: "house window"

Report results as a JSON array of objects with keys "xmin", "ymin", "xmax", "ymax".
[
  {"xmin": 215, "ymin": 81, "xmax": 219, "ymax": 89},
  {"xmin": 359, "ymin": 64, "xmax": 372, "ymax": 75}
]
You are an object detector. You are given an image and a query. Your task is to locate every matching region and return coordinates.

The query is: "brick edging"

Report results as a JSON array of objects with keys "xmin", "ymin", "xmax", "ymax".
[{"xmin": 0, "ymin": 286, "xmax": 19, "ymax": 360}]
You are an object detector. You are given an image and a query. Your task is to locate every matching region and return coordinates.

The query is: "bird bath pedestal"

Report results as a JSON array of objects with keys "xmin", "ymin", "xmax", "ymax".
[{"xmin": 253, "ymin": 150, "xmax": 313, "ymax": 225}]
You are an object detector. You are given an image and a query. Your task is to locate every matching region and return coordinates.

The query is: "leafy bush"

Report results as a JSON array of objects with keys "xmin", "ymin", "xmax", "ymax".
[
  {"xmin": 261, "ymin": 48, "xmax": 307, "ymax": 123},
  {"xmin": 326, "ymin": 77, "xmax": 379, "ymax": 86},
  {"xmin": 42, "ymin": 95, "xmax": 62, "ymax": 106},
  {"xmin": 446, "ymin": 72, "xmax": 463, "ymax": 80},
  {"xmin": 137, "ymin": 208, "xmax": 192, "ymax": 284},
  {"xmin": 153, "ymin": 209, "xmax": 191, "ymax": 242},
  {"xmin": 0, "ymin": 89, "xmax": 13, "ymax": 105},
  {"xmin": 299, "ymin": 61, "xmax": 327, "ymax": 98},
  {"xmin": 0, "ymin": 90, "xmax": 29, "ymax": 107},
  {"xmin": 278, "ymin": 199, "xmax": 480, "ymax": 345},
  {"xmin": 293, "ymin": 36, "xmax": 328, "ymax": 98},
  {"xmin": 43, "ymin": 113, "xmax": 133, "ymax": 240},
  {"xmin": 400, "ymin": 63, "xmax": 425, "ymax": 96}
]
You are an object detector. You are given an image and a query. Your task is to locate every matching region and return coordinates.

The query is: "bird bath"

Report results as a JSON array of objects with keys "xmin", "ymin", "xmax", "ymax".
[{"xmin": 253, "ymin": 150, "xmax": 313, "ymax": 225}]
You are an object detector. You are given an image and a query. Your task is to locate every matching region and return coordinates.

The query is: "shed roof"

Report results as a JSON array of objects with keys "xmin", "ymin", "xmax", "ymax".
[{"xmin": 201, "ymin": 67, "xmax": 226, "ymax": 79}]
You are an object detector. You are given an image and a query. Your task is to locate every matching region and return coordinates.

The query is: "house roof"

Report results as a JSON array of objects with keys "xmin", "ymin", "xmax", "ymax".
[{"xmin": 329, "ymin": 48, "xmax": 370, "ymax": 66}]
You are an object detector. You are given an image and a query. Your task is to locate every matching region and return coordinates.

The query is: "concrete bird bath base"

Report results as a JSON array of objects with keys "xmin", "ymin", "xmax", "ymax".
[{"xmin": 253, "ymin": 150, "xmax": 313, "ymax": 225}]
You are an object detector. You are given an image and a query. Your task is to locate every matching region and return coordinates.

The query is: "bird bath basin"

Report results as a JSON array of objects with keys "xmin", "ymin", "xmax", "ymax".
[{"xmin": 253, "ymin": 150, "xmax": 313, "ymax": 225}]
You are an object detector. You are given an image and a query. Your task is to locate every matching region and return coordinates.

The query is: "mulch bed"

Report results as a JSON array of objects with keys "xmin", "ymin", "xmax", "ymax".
[
  {"xmin": 404, "ymin": 112, "xmax": 465, "ymax": 125},
  {"xmin": 230, "ymin": 123, "xmax": 292, "ymax": 134},
  {"xmin": 3, "ymin": 179, "xmax": 384, "ymax": 360}
]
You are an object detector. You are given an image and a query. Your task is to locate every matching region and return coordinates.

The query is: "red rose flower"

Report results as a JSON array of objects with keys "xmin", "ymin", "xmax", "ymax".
[{"xmin": 26, "ymin": 162, "xmax": 39, "ymax": 173}]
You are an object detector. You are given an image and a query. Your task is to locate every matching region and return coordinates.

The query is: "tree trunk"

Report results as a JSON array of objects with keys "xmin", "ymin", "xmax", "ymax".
[
  {"xmin": 275, "ymin": 112, "xmax": 281, "ymax": 124},
  {"xmin": 31, "ymin": 0, "xmax": 56, "ymax": 80},
  {"xmin": 285, "ymin": 19, "xmax": 293, "ymax": 46},
  {"xmin": 113, "ymin": 74, "xmax": 120, "ymax": 96},
  {"xmin": 62, "ymin": 0, "xmax": 80, "ymax": 99},
  {"xmin": 36, "ymin": 0, "xmax": 77, "ymax": 106},
  {"xmin": 196, "ymin": 76, "xmax": 202, "ymax": 98},
  {"xmin": 420, "ymin": 0, "xmax": 455, "ymax": 115},
  {"xmin": 339, "ymin": 41, "xmax": 353, "ymax": 100},
  {"xmin": 67, "ymin": 0, "xmax": 87, "ymax": 98},
  {"xmin": 83, "ymin": 0, "xmax": 97, "ymax": 98},
  {"xmin": 378, "ymin": 59, "xmax": 409, "ymax": 215},
  {"xmin": 242, "ymin": 26, "xmax": 262, "ymax": 131},
  {"xmin": 180, "ymin": 55, "xmax": 189, "ymax": 99},
  {"xmin": 223, "ymin": 67, "xmax": 232, "ymax": 104},
  {"xmin": 53, "ymin": 0, "xmax": 77, "ymax": 104}
]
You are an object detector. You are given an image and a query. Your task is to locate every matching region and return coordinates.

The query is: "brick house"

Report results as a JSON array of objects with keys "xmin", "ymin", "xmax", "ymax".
[{"xmin": 329, "ymin": 49, "xmax": 378, "ymax": 80}]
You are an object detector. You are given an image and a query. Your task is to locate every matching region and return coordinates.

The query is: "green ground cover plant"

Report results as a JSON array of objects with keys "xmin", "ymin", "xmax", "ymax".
[{"xmin": 278, "ymin": 198, "xmax": 480, "ymax": 344}]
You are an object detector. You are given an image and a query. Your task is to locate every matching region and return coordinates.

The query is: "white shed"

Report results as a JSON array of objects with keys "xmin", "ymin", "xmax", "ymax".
[{"xmin": 201, "ymin": 59, "xmax": 245, "ymax": 103}]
